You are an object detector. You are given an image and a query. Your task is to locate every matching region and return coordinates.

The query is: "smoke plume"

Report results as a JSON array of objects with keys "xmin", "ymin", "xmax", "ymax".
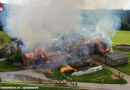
[{"xmin": 2, "ymin": 0, "xmax": 121, "ymax": 53}]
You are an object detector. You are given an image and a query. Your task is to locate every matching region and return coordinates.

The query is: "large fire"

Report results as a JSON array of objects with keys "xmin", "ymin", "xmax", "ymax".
[{"xmin": 24, "ymin": 36, "xmax": 110, "ymax": 66}]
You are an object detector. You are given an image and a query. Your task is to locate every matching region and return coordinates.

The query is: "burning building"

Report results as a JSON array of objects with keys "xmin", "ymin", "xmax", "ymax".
[
  {"xmin": 2, "ymin": 0, "xmax": 125, "ymax": 68},
  {"xmin": 20, "ymin": 35, "xmax": 111, "ymax": 67}
]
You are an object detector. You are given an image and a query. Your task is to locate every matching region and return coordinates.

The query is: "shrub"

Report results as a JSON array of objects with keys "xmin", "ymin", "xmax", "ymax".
[
  {"xmin": 12, "ymin": 51, "xmax": 23, "ymax": 64},
  {"xmin": 120, "ymin": 22, "xmax": 130, "ymax": 30}
]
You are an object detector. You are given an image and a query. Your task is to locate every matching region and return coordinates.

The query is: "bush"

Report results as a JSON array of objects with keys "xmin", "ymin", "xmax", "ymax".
[
  {"xmin": 120, "ymin": 22, "xmax": 130, "ymax": 30},
  {"xmin": 0, "ymin": 25, "xmax": 3, "ymax": 31},
  {"xmin": 0, "ymin": 21, "xmax": 3, "ymax": 30},
  {"xmin": 12, "ymin": 51, "xmax": 23, "ymax": 64}
]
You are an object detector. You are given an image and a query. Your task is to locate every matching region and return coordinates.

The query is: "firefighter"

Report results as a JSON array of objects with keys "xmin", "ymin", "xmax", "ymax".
[
  {"xmin": 101, "ymin": 79, "xmax": 104, "ymax": 85},
  {"xmin": 58, "ymin": 80, "xmax": 61, "ymax": 86},
  {"xmin": 67, "ymin": 77, "xmax": 71, "ymax": 81},
  {"xmin": 38, "ymin": 77, "xmax": 42, "ymax": 84},
  {"xmin": 71, "ymin": 81, "xmax": 75, "ymax": 87},
  {"xmin": 55, "ymin": 80, "xmax": 58, "ymax": 86},
  {"xmin": 61, "ymin": 80, "xmax": 63, "ymax": 86},
  {"xmin": 63, "ymin": 79, "xmax": 67, "ymax": 87},
  {"xmin": 75, "ymin": 80, "xmax": 78, "ymax": 87}
]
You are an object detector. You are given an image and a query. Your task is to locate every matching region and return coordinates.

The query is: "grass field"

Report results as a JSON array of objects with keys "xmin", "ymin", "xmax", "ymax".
[
  {"xmin": 112, "ymin": 31, "xmax": 130, "ymax": 46},
  {"xmin": 111, "ymin": 31, "xmax": 130, "ymax": 75},
  {"xmin": 0, "ymin": 61, "xmax": 23, "ymax": 72},
  {"xmin": 45, "ymin": 68, "xmax": 126, "ymax": 84},
  {"xmin": 0, "ymin": 82, "xmax": 85, "ymax": 90}
]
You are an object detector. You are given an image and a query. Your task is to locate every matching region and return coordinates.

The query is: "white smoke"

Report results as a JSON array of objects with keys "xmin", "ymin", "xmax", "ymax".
[
  {"xmin": 5, "ymin": 0, "xmax": 78, "ymax": 52},
  {"xmin": 3, "ymin": 0, "xmax": 121, "ymax": 52},
  {"xmin": 79, "ymin": 10, "xmax": 121, "ymax": 50},
  {"xmin": 71, "ymin": 0, "xmax": 129, "ymax": 9}
]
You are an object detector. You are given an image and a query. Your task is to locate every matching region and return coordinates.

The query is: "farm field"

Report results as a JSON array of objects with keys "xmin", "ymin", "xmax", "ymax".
[{"xmin": 112, "ymin": 31, "xmax": 130, "ymax": 75}]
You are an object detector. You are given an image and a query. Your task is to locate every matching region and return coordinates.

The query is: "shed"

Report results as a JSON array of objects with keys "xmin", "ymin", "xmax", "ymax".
[{"xmin": 106, "ymin": 52, "xmax": 128, "ymax": 66}]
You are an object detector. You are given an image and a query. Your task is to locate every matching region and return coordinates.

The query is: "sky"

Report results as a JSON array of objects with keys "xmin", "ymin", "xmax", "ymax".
[{"xmin": 0, "ymin": 0, "xmax": 130, "ymax": 10}]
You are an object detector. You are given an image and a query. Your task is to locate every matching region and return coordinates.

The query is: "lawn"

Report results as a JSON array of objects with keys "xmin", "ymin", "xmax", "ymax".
[
  {"xmin": 45, "ymin": 68, "xmax": 126, "ymax": 84},
  {"xmin": 0, "ymin": 61, "xmax": 23, "ymax": 72},
  {"xmin": 112, "ymin": 31, "xmax": 130, "ymax": 46},
  {"xmin": 111, "ymin": 31, "xmax": 130, "ymax": 75},
  {"xmin": 0, "ymin": 82, "xmax": 85, "ymax": 90},
  {"xmin": 0, "ymin": 31, "xmax": 10, "ymax": 45}
]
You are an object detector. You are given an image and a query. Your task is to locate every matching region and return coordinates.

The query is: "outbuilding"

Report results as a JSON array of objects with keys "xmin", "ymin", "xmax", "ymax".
[{"xmin": 105, "ymin": 52, "xmax": 128, "ymax": 66}]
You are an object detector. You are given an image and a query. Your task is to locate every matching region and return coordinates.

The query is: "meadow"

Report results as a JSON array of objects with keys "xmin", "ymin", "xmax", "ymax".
[{"xmin": 112, "ymin": 31, "xmax": 130, "ymax": 75}]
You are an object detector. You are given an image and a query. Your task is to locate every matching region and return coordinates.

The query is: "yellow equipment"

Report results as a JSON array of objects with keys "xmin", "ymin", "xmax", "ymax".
[{"xmin": 60, "ymin": 66, "xmax": 77, "ymax": 73}]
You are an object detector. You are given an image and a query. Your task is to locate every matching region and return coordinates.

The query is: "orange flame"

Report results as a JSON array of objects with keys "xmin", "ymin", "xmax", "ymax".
[
  {"xmin": 73, "ymin": 44, "xmax": 76, "ymax": 49},
  {"xmin": 101, "ymin": 47, "xmax": 110, "ymax": 53},
  {"xmin": 41, "ymin": 53, "xmax": 45, "ymax": 59},
  {"xmin": 106, "ymin": 47, "xmax": 110, "ymax": 52},
  {"xmin": 83, "ymin": 40, "xmax": 90, "ymax": 45},
  {"xmin": 26, "ymin": 52, "xmax": 35, "ymax": 59},
  {"xmin": 46, "ymin": 69, "xmax": 51, "ymax": 73},
  {"xmin": 65, "ymin": 46, "xmax": 70, "ymax": 51},
  {"xmin": 46, "ymin": 60, "xmax": 51, "ymax": 64},
  {"xmin": 35, "ymin": 48, "xmax": 40, "ymax": 52}
]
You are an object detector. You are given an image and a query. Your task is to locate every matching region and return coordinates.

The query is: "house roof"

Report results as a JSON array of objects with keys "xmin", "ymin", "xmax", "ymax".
[{"xmin": 106, "ymin": 52, "xmax": 128, "ymax": 60}]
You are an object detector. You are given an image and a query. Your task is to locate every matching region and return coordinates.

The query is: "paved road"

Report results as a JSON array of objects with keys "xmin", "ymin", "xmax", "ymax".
[
  {"xmin": 93, "ymin": 60, "xmax": 130, "ymax": 84},
  {"xmin": 75, "ymin": 83, "xmax": 130, "ymax": 90},
  {"xmin": 0, "ymin": 69, "xmax": 50, "ymax": 81}
]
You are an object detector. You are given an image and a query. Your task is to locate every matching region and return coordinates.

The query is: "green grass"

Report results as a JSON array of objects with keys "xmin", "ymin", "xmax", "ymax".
[
  {"xmin": 45, "ymin": 68, "xmax": 126, "ymax": 84},
  {"xmin": 111, "ymin": 31, "xmax": 130, "ymax": 75},
  {"xmin": 0, "ymin": 61, "xmax": 23, "ymax": 72},
  {"xmin": 0, "ymin": 82, "xmax": 85, "ymax": 90},
  {"xmin": 112, "ymin": 31, "xmax": 130, "ymax": 45},
  {"xmin": 0, "ymin": 31, "xmax": 10, "ymax": 45}
]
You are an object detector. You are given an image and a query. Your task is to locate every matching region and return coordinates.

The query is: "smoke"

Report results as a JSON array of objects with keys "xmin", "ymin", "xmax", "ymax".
[
  {"xmin": 4, "ymin": 0, "xmax": 78, "ymax": 52},
  {"xmin": 2, "ymin": 0, "xmax": 121, "ymax": 53},
  {"xmin": 79, "ymin": 10, "xmax": 121, "ymax": 50},
  {"xmin": 71, "ymin": 0, "xmax": 128, "ymax": 9}
]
